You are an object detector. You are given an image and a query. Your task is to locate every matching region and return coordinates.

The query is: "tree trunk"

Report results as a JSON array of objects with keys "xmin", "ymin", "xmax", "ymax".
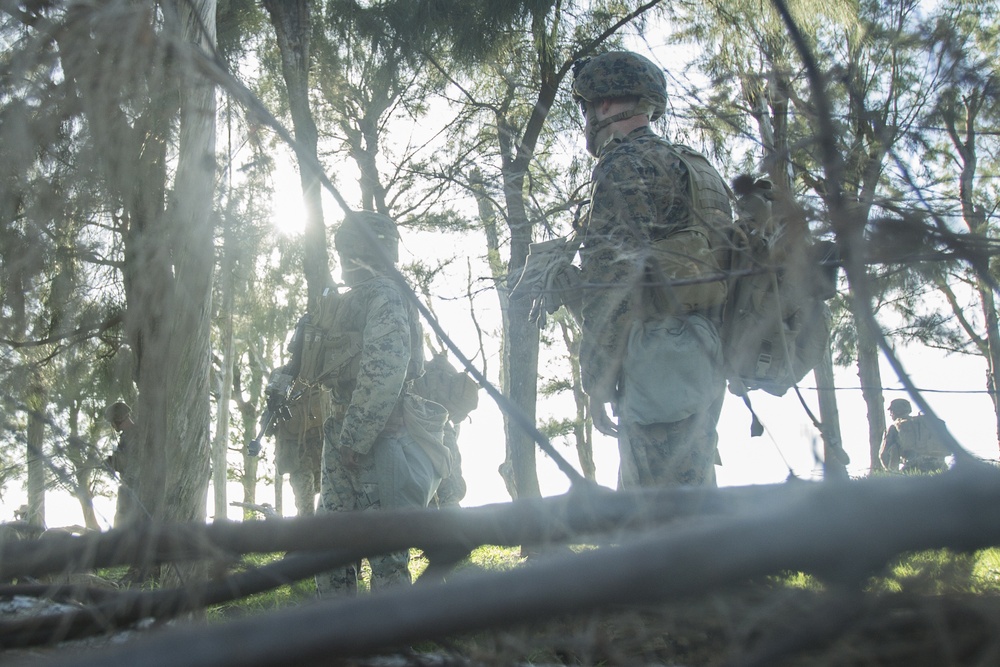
[
  {"xmin": 161, "ymin": 0, "xmax": 217, "ymax": 531},
  {"xmin": 559, "ymin": 317, "xmax": 595, "ymax": 481},
  {"xmin": 213, "ymin": 179, "xmax": 238, "ymax": 521},
  {"xmin": 73, "ymin": 469, "xmax": 100, "ymax": 531},
  {"xmin": 235, "ymin": 364, "xmax": 263, "ymax": 508},
  {"xmin": 262, "ymin": 0, "xmax": 331, "ymax": 310},
  {"xmin": 26, "ymin": 383, "xmax": 47, "ymax": 529},
  {"xmin": 854, "ymin": 311, "xmax": 886, "ymax": 471},
  {"xmin": 814, "ymin": 347, "xmax": 847, "ymax": 479}
]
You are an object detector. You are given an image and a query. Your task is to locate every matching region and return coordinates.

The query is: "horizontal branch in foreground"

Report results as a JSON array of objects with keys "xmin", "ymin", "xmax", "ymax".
[
  {"xmin": 39, "ymin": 462, "xmax": 1000, "ymax": 667},
  {"xmin": 0, "ymin": 480, "xmax": 791, "ymax": 580}
]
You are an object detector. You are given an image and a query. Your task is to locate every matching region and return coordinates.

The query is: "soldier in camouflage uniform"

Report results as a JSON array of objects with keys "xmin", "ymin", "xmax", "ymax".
[
  {"xmin": 315, "ymin": 211, "xmax": 441, "ymax": 597},
  {"xmin": 571, "ymin": 51, "xmax": 729, "ymax": 489},
  {"xmin": 273, "ymin": 380, "xmax": 330, "ymax": 516},
  {"xmin": 104, "ymin": 401, "xmax": 141, "ymax": 527},
  {"xmin": 880, "ymin": 398, "xmax": 949, "ymax": 473}
]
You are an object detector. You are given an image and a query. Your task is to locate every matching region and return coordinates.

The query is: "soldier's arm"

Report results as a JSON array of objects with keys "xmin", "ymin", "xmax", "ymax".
[
  {"xmin": 578, "ymin": 151, "xmax": 657, "ymax": 401},
  {"xmin": 879, "ymin": 425, "xmax": 900, "ymax": 469},
  {"xmin": 339, "ymin": 280, "xmax": 411, "ymax": 456}
]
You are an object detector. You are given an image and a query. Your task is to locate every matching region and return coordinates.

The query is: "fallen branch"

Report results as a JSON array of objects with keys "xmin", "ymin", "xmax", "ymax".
[
  {"xmin": 0, "ymin": 481, "xmax": 785, "ymax": 580},
  {"xmin": 0, "ymin": 551, "xmax": 357, "ymax": 648},
  {"xmin": 33, "ymin": 463, "xmax": 1000, "ymax": 667}
]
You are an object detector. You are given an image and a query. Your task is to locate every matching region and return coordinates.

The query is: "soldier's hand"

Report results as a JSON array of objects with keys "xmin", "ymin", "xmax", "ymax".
[
  {"xmin": 340, "ymin": 447, "xmax": 359, "ymax": 469},
  {"xmin": 590, "ymin": 396, "xmax": 618, "ymax": 437},
  {"xmin": 247, "ymin": 439, "xmax": 262, "ymax": 457}
]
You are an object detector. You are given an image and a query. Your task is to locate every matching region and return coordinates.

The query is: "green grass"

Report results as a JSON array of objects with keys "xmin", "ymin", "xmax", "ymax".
[
  {"xmin": 206, "ymin": 553, "xmax": 316, "ymax": 620},
  {"xmin": 864, "ymin": 548, "xmax": 1000, "ymax": 595},
  {"xmin": 203, "ymin": 544, "xmax": 1000, "ymax": 621}
]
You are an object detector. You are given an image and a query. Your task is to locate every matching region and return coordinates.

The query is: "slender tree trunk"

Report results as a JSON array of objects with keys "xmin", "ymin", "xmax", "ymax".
[
  {"xmin": 814, "ymin": 347, "xmax": 847, "ymax": 479},
  {"xmin": 854, "ymin": 310, "xmax": 885, "ymax": 471},
  {"xmin": 559, "ymin": 318, "xmax": 595, "ymax": 480},
  {"xmin": 73, "ymin": 469, "xmax": 100, "ymax": 531},
  {"xmin": 497, "ymin": 162, "xmax": 541, "ymax": 500},
  {"xmin": 948, "ymin": 90, "xmax": 1000, "ymax": 451},
  {"xmin": 262, "ymin": 0, "xmax": 331, "ymax": 309},
  {"xmin": 235, "ymin": 364, "xmax": 263, "ymax": 508},
  {"xmin": 213, "ymin": 135, "xmax": 238, "ymax": 519},
  {"xmin": 26, "ymin": 383, "xmax": 47, "ymax": 529},
  {"xmin": 213, "ymin": 267, "xmax": 235, "ymax": 520},
  {"xmin": 977, "ymin": 285, "xmax": 1000, "ymax": 450},
  {"xmin": 161, "ymin": 0, "xmax": 217, "ymax": 531}
]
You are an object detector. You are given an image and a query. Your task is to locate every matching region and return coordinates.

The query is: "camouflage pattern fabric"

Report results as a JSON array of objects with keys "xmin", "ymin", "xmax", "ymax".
[
  {"xmin": 278, "ymin": 427, "xmax": 321, "ymax": 516},
  {"xmin": 572, "ymin": 51, "xmax": 667, "ymax": 122},
  {"xmin": 880, "ymin": 422, "xmax": 902, "ymax": 470},
  {"xmin": 287, "ymin": 468, "xmax": 318, "ymax": 516},
  {"xmin": 314, "ymin": 273, "xmax": 432, "ymax": 597},
  {"xmin": 579, "ymin": 126, "xmax": 726, "ymax": 488},
  {"xmin": 111, "ymin": 428, "xmax": 142, "ymax": 527},
  {"xmin": 618, "ymin": 386, "xmax": 725, "ymax": 489},
  {"xmin": 410, "ymin": 354, "xmax": 477, "ymax": 506}
]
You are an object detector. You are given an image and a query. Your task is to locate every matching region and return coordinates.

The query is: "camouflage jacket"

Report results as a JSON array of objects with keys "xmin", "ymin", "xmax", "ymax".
[
  {"xmin": 325, "ymin": 274, "xmax": 424, "ymax": 456},
  {"xmin": 578, "ymin": 126, "xmax": 693, "ymax": 401}
]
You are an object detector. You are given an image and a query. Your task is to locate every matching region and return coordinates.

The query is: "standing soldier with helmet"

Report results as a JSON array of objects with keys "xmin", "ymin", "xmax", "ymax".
[
  {"xmin": 104, "ymin": 401, "xmax": 141, "ymax": 527},
  {"xmin": 570, "ymin": 51, "xmax": 731, "ymax": 489},
  {"xmin": 272, "ymin": 378, "xmax": 330, "ymax": 516},
  {"xmin": 880, "ymin": 398, "xmax": 951, "ymax": 473},
  {"xmin": 307, "ymin": 211, "xmax": 450, "ymax": 597}
]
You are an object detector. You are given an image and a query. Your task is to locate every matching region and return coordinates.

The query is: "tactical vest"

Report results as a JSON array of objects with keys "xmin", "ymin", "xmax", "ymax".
[
  {"xmin": 298, "ymin": 280, "xmax": 423, "ymax": 408},
  {"xmin": 646, "ymin": 142, "xmax": 733, "ymax": 315}
]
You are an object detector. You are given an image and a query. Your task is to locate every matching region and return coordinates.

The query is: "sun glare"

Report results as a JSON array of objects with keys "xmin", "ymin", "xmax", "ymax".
[{"xmin": 270, "ymin": 168, "xmax": 306, "ymax": 236}]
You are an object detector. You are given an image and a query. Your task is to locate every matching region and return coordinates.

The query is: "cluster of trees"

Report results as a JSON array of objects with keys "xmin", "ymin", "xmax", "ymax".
[{"xmin": 0, "ymin": 0, "xmax": 997, "ymax": 536}]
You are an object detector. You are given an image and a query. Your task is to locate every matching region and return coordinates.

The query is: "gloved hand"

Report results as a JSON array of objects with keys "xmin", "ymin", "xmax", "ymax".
[
  {"xmin": 510, "ymin": 236, "xmax": 582, "ymax": 328},
  {"xmin": 247, "ymin": 439, "xmax": 262, "ymax": 457},
  {"xmin": 528, "ymin": 259, "xmax": 582, "ymax": 327},
  {"xmin": 265, "ymin": 370, "xmax": 294, "ymax": 406},
  {"xmin": 510, "ymin": 237, "xmax": 568, "ymax": 300}
]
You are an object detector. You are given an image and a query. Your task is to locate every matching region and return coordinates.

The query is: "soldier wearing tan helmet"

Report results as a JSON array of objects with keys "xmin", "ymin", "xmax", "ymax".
[{"xmin": 571, "ymin": 51, "xmax": 731, "ymax": 490}]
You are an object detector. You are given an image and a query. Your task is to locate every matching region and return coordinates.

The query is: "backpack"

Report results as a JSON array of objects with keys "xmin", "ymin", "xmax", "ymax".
[
  {"xmin": 896, "ymin": 414, "xmax": 951, "ymax": 459},
  {"xmin": 645, "ymin": 144, "xmax": 734, "ymax": 316},
  {"xmin": 412, "ymin": 353, "xmax": 480, "ymax": 423},
  {"xmin": 297, "ymin": 287, "xmax": 349, "ymax": 386},
  {"xmin": 720, "ymin": 177, "xmax": 838, "ymax": 399}
]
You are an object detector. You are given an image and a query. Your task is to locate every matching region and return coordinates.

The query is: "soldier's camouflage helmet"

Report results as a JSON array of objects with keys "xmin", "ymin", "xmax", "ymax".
[
  {"xmin": 888, "ymin": 398, "xmax": 912, "ymax": 417},
  {"xmin": 104, "ymin": 401, "xmax": 131, "ymax": 426},
  {"xmin": 571, "ymin": 51, "xmax": 667, "ymax": 122},
  {"xmin": 334, "ymin": 211, "xmax": 399, "ymax": 266}
]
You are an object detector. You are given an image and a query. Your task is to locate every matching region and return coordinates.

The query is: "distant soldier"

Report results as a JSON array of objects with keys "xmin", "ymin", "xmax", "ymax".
[
  {"xmin": 104, "ymin": 401, "xmax": 140, "ymax": 527},
  {"xmin": 271, "ymin": 380, "xmax": 330, "ymax": 516},
  {"xmin": 880, "ymin": 398, "xmax": 951, "ymax": 473}
]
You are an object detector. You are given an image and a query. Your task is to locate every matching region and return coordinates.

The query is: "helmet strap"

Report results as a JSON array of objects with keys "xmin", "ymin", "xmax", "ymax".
[{"xmin": 586, "ymin": 108, "xmax": 646, "ymax": 156}]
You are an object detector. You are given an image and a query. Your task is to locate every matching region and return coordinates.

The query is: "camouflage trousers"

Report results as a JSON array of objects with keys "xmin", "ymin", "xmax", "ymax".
[
  {"xmin": 315, "ymin": 426, "xmax": 441, "ymax": 598},
  {"xmin": 288, "ymin": 469, "xmax": 317, "ymax": 517},
  {"xmin": 617, "ymin": 384, "xmax": 725, "ymax": 489}
]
